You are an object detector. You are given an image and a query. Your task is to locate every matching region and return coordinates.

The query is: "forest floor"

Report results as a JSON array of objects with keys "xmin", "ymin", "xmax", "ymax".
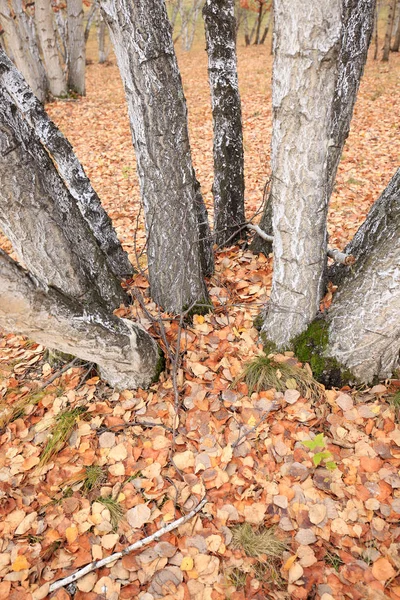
[{"xmin": 0, "ymin": 38, "xmax": 400, "ymax": 600}]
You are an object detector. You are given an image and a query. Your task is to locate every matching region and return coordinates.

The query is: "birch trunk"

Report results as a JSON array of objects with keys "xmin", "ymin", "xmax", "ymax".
[
  {"xmin": 0, "ymin": 87, "xmax": 127, "ymax": 312},
  {"xmin": 392, "ymin": 0, "xmax": 400, "ymax": 50},
  {"xmin": 0, "ymin": 251, "xmax": 160, "ymax": 389},
  {"xmin": 0, "ymin": 0, "xmax": 47, "ymax": 101},
  {"xmin": 203, "ymin": 0, "xmax": 245, "ymax": 247},
  {"xmin": 35, "ymin": 0, "xmax": 67, "ymax": 96},
  {"xmin": 326, "ymin": 170, "xmax": 400, "ymax": 382},
  {"xmin": 67, "ymin": 0, "xmax": 85, "ymax": 95},
  {"xmin": 98, "ymin": 15, "xmax": 107, "ymax": 63},
  {"xmin": 382, "ymin": 0, "xmax": 396, "ymax": 60},
  {"xmin": 11, "ymin": 0, "xmax": 48, "ymax": 100},
  {"xmin": 252, "ymin": 0, "xmax": 375, "ymax": 258},
  {"xmin": 261, "ymin": 0, "xmax": 342, "ymax": 348},
  {"xmin": 100, "ymin": 0, "xmax": 214, "ymax": 313},
  {"xmin": 0, "ymin": 48, "xmax": 132, "ymax": 279}
]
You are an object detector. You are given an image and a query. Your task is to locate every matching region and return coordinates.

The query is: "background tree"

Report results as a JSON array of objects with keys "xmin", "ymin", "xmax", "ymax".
[
  {"xmin": 382, "ymin": 0, "xmax": 396, "ymax": 59},
  {"xmin": 100, "ymin": 0, "xmax": 214, "ymax": 313},
  {"xmin": 391, "ymin": 0, "xmax": 400, "ymax": 50},
  {"xmin": 0, "ymin": 0, "xmax": 48, "ymax": 101},
  {"xmin": 35, "ymin": 0, "xmax": 67, "ymax": 97},
  {"xmin": 203, "ymin": 0, "xmax": 245, "ymax": 247},
  {"xmin": 67, "ymin": 0, "xmax": 85, "ymax": 94}
]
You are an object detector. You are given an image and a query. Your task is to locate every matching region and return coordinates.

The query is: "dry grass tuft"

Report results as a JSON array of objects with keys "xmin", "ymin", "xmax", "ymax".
[
  {"xmin": 40, "ymin": 406, "xmax": 86, "ymax": 466},
  {"xmin": 231, "ymin": 523, "xmax": 288, "ymax": 559},
  {"xmin": 97, "ymin": 495, "xmax": 126, "ymax": 530},
  {"xmin": 234, "ymin": 354, "xmax": 323, "ymax": 401}
]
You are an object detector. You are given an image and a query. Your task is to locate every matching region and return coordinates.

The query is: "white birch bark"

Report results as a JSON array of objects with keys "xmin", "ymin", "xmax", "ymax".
[
  {"xmin": 261, "ymin": 0, "xmax": 342, "ymax": 348},
  {"xmin": 0, "ymin": 48, "xmax": 132, "ymax": 278},
  {"xmin": 0, "ymin": 251, "xmax": 160, "ymax": 389},
  {"xmin": 97, "ymin": 15, "xmax": 107, "ymax": 63},
  {"xmin": 67, "ymin": 0, "xmax": 85, "ymax": 94},
  {"xmin": 327, "ymin": 170, "xmax": 400, "ymax": 382},
  {"xmin": 252, "ymin": 0, "xmax": 375, "ymax": 257},
  {"xmin": 0, "ymin": 85, "xmax": 127, "ymax": 312},
  {"xmin": 35, "ymin": 0, "xmax": 67, "ymax": 96},
  {"xmin": 100, "ymin": 0, "xmax": 214, "ymax": 313},
  {"xmin": 0, "ymin": 0, "xmax": 46, "ymax": 101},
  {"xmin": 203, "ymin": 0, "xmax": 245, "ymax": 247}
]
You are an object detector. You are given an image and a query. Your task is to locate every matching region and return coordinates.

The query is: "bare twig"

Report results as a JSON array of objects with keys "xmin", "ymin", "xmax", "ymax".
[
  {"xmin": 48, "ymin": 496, "xmax": 207, "ymax": 592},
  {"xmin": 232, "ymin": 400, "xmax": 280, "ymax": 449},
  {"xmin": 248, "ymin": 223, "xmax": 355, "ymax": 265}
]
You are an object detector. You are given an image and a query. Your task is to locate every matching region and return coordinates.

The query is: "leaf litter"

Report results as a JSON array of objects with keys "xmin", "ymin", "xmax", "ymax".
[{"xmin": 0, "ymin": 33, "xmax": 399, "ymax": 600}]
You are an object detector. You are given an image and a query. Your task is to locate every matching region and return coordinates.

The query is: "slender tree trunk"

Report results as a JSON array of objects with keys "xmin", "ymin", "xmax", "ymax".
[
  {"xmin": 261, "ymin": 0, "xmax": 342, "ymax": 348},
  {"xmin": 0, "ymin": 86, "xmax": 127, "ymax": 312},
  {"xmin": 67, "ymin": 0, "xmax": 85, "ymax": 95},
  {"xmin": 243, "ymin": 10, "xmax": 250, "ymax": 46},
  {"xmin": 391, "ymin": 0, "xmax": 400, "ymax": 50},
  {"xmin": 325, "ymin": 170, "xmax": 400, "ymax": 383},
  {"xmin": 100, "ymin": 0, "xmax": 213, "ymax": 313},
  {"xmin": 0, "ymin": 0, "xmax": 47, "ymax": 101},
  {"xmin": 97, "ymin": 15, "xmax": 107, "ymax": 63},
  {"xmin": 0, "ymin": 49, "xmax": 132, "ymax": 279},
  {"xmin": 54, "ymin": 7, "xmax": 68, "ymax": 63},
  {"xmin": 260, "ymin": 9, "xmax": 272, "ymax": 44},
  {"xmin": 35, "ymin": 0, "xmax": 67, "ymax": 96},
  {"xmin": 85, "ymin": 0, "xmax": 98, "ymax": 43},
  {"xmin": 252, "ymin": 0, "xmax": 375, "ymax": 257},
  {"xmin": 382, "ymin": 0, "xmax": 396, "ymax": 60},
  {"xmin": 254, "ymin": 1, "xmax": 264, "ymax": 44},
  {"xmin": 327, "ymin": 0, "xmax": 375, "ymax": 198},
  {"xmin": 0, "ymin": 250, "xmax": 160, "ymax": 389},
  {"xmin": 374, "ymin": 0, "xmax": 380, "ymax": 59},
  {"xmin": 203, "ymin": 0, "xmax": 245, "ymax": 247},
  {"xmin": 169, "ymin": 0, "xmax": 181, "ymax": 31}
]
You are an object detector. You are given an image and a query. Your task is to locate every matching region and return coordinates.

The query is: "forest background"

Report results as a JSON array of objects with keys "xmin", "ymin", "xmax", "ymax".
[{"xmin": 0, "ymin": 1, "xmax": 399, "ymax": 600}]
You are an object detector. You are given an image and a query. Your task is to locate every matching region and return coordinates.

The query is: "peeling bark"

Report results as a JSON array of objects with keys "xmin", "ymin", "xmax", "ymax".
[
  {"xmin": 203, "ymin": 0, "xmax": 245, "ymax": 247},
  {"xmin": 67, "ymin": 0, "xmax": 85, "ymax": 95},
  {"xmin": 0, "ymin": 251, "xmax": 160, "ymax": 389},
  {"xmin": 326, "ymin": 170, "xmax": 400, "ymax": 382},
  {"xmin": 0, "ymin": 48, "xmax": 132, "ymax": 278},
  {"xmin": 35, "ymin": 0, "xmax": 67, "ymax": 97},
  {"xmin": 261, "ymin": 0, "xmax": 342, "ymax": 348},
  {"xmin": 0, "ymin": 86, "xmax": 127, "ymax": 312},
  {"xmin": 100, "ymin": 0, "xmax": 214, "ymax": 312}
]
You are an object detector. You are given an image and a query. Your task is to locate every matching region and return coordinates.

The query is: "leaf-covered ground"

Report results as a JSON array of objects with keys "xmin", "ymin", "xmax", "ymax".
[{"xmin": 0, "ymin": 38, "xmax": 400, "ymax": 600}]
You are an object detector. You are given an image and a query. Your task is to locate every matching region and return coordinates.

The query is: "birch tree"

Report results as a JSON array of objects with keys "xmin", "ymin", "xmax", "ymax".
[
  {"xmin": 261, "ymin": 0, "xmax": 343, "ymax": 347},
  {"xmin": 67, "ymin": 0, "xmax": 85, "ymax": 94},
  {"xmin": 0, "ymin": 60, "xmax": 160, "ymax": 389},
  {"xmin": 382, "ymin": 0, "xmax": 396, "ymax": 60},
  {"xmin": 100, "ymin": 0, "xmax": 214, "ymax": 313},
  {"xmin": 35, "ymin": 0, "xmax": 67, "ymax": 96},
  {"xmin": 252, "ymin": 0, "xmax": 376, "ymax": 256},
  {"xmin": 0, "ymin": 0, "xmax": 47, "ymax": 101},
  {"xmin": 203, "ymin": 0, "xmax": 245, "ymax": 247}
]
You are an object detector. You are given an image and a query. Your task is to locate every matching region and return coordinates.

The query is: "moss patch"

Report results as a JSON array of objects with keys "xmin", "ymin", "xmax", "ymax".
[
  {"xmin": 291, "ymin": 318, "xmax": 352, "ymax": 388},
  {"xmin": 152, "ymin": 347, "xmax": 166, "ymax": 384},
  {"xmin": 183, "ymin": 297, "xmax": 213, "ymax": 321}
]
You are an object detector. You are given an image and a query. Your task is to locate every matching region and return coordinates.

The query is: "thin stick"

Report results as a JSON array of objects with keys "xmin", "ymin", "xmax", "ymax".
[
  {"xmin": 248, "ymin": 224, "xmax": 355, "ymax": 265},
  {"xmin": 49, "ymin": 496, "xmax": 207, "ymax": 592}
]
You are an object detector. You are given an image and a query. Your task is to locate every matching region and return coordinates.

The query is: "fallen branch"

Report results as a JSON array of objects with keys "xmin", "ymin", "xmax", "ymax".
[
  {"xmin": 49, "ymin": 496, "xmax": 207, "ymax": 592},
  {"xmin": 326, "ymin": 247, "xmax": 356, "ymax": 266},
  {"xmin": 247, "ymin": 224, "xmax": 355, "ymax": 265},
  {"xmin": 246, "ymin": 223, "xmax": 274, "ymax": 243}
]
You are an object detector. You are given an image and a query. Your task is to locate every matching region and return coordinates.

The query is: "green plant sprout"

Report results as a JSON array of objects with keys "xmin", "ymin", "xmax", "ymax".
[{"xmin": 301, "ymin": 433, "xmax": 337, "ymax": 470}]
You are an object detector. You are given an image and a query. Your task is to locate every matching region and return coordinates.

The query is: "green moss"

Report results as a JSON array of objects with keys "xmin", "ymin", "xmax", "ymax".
[
  {"xmin": 253, "ymin": 313, "xmax": 264, "ymax": 332},
  {"xmin": 152, "ymin": 347, "xmax": 166, "ymax": 384},
  {"xmin": 291, "ymin": 318, "xmax": 353, "ymax": 388}
]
